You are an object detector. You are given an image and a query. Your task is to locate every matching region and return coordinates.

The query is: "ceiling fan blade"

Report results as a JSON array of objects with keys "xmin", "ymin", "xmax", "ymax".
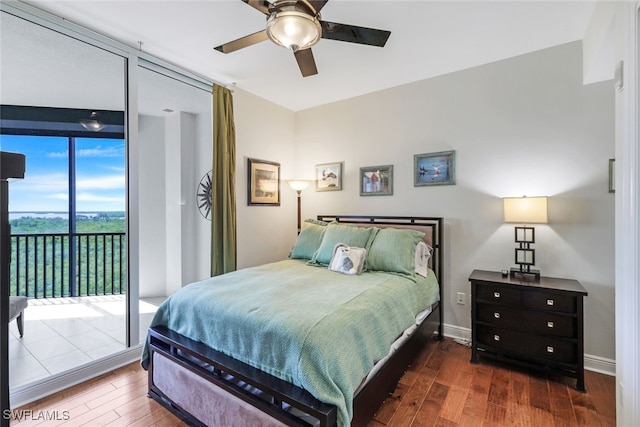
[
  {"xmin": 306, "ymin": 0, "xmax": 329, "ymax": 14},
  {"xmin": 214, "ymin": 29, "xmax": 269, "ymax": 54},
  {"xmin": 294, "ymin": 48, "xmax": 318, "ymax": 77},
  {"xmin": 242, "ymin": 0, "xmax": 272, "ymax": 15},
  {"xmin": 320, "ymin": 21, "xmax": 390, "ymax": 47}
]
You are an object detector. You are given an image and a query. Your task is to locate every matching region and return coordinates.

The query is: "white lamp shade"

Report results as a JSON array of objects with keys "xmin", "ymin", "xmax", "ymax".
[
  {"xmin": 287, "ymin": 179, "xmax": 311, "ymax": 191},
  {"xmin": 503, "ymin": 196, "xmax": 548, "ymax": 224}
]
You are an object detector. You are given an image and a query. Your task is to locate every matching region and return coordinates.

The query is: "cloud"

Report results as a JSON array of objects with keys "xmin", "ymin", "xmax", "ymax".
[
  {"xmin": 76, "ymin": 175, "xmax": 125, "ymax": 191},
  {"xmin": 13, "ymin": 173, "xmax": 68, "ymax": 192},
  {"xmin": 15, "ymin": 173, "xmax": 125, "ymax": 192},
  {"xmin": 76, "ymin": 192, "xmax": 125, "ymax": 203},
  {"xmin": 47, "ymin": 193, "xmax": 69, "ymax": 201},
  {"xmin": 47, "ymin": 150, "xmax": 68, "ymax": 158},
  {"xmin": 47, "ymin": 145, "xmax": 125, "ymax": 158},
  {"xmin": 77, "ymin": 145, "xmax": 125, "ymax": 157}
]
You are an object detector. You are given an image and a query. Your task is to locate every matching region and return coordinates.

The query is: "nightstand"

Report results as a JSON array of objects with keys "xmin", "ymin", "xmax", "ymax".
[{"xmin": 469, "ymin": 269, "xmax": 588, "ymax": 392}]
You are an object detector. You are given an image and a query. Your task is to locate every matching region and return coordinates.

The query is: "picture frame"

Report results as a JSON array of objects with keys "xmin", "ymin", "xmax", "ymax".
[
  {"xmin": 414, "ymin": 150, "xmax": 456, "ymax": 186},
  {"xmin": 360, "ymin": 165, "xmax": 393, "ymax": 196},
  {"xmin": 247, "ymin": 158, "xmax": 280, "ymax": 206},
  {"xmin": 315, "ymin": 162, "xmax": 343, "ymax": 191},
  {"xmin": 609, "ymin": 158, "xmax": 615, "ymax": 193}
]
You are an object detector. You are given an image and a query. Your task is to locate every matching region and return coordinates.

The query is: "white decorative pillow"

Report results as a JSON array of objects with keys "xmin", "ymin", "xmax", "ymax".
[
  {"xmin": 415, "ymin": 241, "xmax": 432, "ymax": 277},
  {"xmin": 329, "ymin": 243, "xmax": 366, "ymax": 275}
]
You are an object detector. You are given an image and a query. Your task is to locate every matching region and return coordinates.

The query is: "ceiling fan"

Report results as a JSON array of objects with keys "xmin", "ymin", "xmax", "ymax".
[{"xmin": 213, "ymin": 0, "xmax": 391, "ymax": 77}]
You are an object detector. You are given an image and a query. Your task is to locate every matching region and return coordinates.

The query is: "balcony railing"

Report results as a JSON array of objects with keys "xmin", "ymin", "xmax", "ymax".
[{"xmin": 10, "ymin": 232, "xmax": 126, "ymax": 298}]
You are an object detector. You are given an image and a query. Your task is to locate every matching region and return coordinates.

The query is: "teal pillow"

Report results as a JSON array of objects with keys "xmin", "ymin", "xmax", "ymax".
[
  {"xmin": 311, "ymin": 223, "xmax": 378, "ymax": 266},
  {"xmin": 289, "ymin": 219, "xmax": 328, "ymax": 260},
  {"xmin": 366, "ymin": 228, "xmax": 425, "ymax": 278}
]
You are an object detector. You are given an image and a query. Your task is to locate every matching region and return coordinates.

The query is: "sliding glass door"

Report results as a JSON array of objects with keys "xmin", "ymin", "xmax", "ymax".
[
  {"xmin": 1, "ymin": 10, "xmax": 127, "ymax": 389},
  {"xmin": 136, "ymin": 65, "xmax": 213, "ymax": 339}
]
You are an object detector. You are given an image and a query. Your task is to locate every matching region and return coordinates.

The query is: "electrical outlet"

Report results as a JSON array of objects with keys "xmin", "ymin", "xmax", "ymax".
[{"xmin": 456, "ymin": 292, "xmax": 465, "ymax": 305}]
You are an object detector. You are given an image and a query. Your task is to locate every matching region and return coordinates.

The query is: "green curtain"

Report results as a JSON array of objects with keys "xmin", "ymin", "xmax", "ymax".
[{"xmin": 211, "ymin": 84, "xmax": 237, "ymax": 276}]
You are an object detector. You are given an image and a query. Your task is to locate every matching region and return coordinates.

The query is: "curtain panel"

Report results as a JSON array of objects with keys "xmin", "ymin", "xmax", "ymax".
[{"xmin": 211, "ymin": 84, "xmax": 237, "ymax": 276}]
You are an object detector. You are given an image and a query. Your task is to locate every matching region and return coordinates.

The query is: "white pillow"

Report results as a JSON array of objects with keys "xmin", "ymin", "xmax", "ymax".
[
  {"xmin": 415, "ymin": 241, "xmax": 432, "ymax": 277},
  {"xmin": 329, "ymin": 243, "xmax": 366, "ymax": 275}
]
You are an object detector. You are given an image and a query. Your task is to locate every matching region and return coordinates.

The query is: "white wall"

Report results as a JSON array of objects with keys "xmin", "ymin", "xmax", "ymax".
[
  {"xmin": 233, "ymin": 89, "xmax": 298, "ymax": 269},
  {"xmin": 137, "ymin": 64, "xmax": 213, "ymax": 297},
  {"xmin": 138, "ymin": 109, "xmax": 213, "ymax": 297},
  {"xmin": 138, "ymin": 115, "xmax": 167, "ymax": 298},
  {"xmin": 293, "ymin": 41, "xmax": 616, "ymax": 364}
]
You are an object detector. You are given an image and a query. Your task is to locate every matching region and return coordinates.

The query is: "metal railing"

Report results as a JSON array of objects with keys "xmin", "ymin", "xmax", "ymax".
[{"xmin": 9, "ymin": 232, "xmax": 126, "ymax": 298}]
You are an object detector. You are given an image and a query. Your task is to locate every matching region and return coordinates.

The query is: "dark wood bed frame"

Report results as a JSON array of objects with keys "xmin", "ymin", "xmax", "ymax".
[{"xmin": 147, "ymin": 216, "xmax": 444, "ymax": 426}]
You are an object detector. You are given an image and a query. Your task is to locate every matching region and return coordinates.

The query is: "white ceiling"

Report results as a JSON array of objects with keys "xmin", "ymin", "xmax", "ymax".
[{"xmin": 22, "ymin": 0, "xmax": 596, "ymax": 112}]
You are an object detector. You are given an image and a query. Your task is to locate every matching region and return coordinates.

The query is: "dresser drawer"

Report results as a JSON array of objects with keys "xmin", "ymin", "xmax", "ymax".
[
  {"xmin": 523, "ymin": 291, "xmax": 576, "ymax": 313},
  {"xmin": 476, "ymin": 304, "xmax": 576, "ymax": 337},
  {"xmin": 476, "ymin": 284, "xmax": 521, "ymax": 306},
  {"xmin": 476, "ymin": 325, "xmax": 577, "ymax": 364}
]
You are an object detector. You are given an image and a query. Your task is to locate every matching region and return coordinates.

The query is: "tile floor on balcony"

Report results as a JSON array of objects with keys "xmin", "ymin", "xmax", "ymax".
[{"xmin": 7, "ymin": 295, "xmax": 165, "ymax": 389}]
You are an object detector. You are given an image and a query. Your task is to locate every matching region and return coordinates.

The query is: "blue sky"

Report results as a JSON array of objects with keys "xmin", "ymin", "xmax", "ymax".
[{"xmin": 0, "ymin": 135, "xmax": 125, "ymax": 212}]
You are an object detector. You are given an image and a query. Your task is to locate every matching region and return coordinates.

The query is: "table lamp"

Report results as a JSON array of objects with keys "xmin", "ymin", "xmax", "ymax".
[{"xmin": 503, "ymin": 196, "xmax": 548, "ymax": 280}]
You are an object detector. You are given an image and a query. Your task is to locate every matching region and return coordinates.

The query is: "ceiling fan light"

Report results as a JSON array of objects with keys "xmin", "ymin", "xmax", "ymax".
[
  {"xmin": 266, "ymin": 10, "xmax": 321, "ymax": 51},
  {"xmin": 79, "ymin": 120, "xmax": 106, "ymax": 132},
  {"xmin": 79, "ymin": 112, "xmax": 106, "ymax": 132}
]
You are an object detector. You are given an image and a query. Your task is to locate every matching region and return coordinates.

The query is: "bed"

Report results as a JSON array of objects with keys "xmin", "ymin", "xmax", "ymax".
[{"xmin": 142, "ymin": 215, "xmax": 444, "ymax": 426}]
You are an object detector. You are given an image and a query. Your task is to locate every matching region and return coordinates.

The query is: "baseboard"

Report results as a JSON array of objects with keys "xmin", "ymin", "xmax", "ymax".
[
  {"xmin": 442, "ymin": 323, "xmax": 615, "ymax": 377},
  {"xmin": 442, "ymin": 323, "xmax": 471, "ymax": 343},
  {"xmin": 583, "ymin": 353, "xmax": 616, "ymax": 376},
  {"xmin": 9, "ymin": 344, "xmax": 143, "ymax": 408}
]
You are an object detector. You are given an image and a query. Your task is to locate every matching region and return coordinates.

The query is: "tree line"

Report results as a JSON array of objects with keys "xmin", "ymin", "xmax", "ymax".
[{"xmin": 9, "ymin": 213, "xmax": 126, "ymax": 298}]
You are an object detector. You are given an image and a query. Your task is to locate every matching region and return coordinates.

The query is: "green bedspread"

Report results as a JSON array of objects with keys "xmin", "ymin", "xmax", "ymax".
[{"xmin": 141, "ymin": 259, "xmax": 439, "ymax": 426}]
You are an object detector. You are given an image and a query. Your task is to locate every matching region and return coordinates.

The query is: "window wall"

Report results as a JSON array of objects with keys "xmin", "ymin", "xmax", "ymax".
[{"xmin": 0, "ymin": 2, "xmax": 213, "ymax": 408}]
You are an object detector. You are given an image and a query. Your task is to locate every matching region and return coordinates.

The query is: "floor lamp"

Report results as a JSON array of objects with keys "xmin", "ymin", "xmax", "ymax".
[
  {"xmin": 503, "ymin": 196, "xmax": 548, "ymax": 281},
  {"xmin": 286, "ymin": 180, "xmax": 311, "ymax": 234}
]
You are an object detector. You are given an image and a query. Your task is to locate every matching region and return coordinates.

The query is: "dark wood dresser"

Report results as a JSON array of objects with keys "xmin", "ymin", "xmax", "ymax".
[{"xmin": 469, "ymin": 269, "xmax": 588, "ymax": 391}]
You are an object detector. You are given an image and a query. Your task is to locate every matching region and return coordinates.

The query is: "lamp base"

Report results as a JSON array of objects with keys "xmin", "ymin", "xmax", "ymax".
[{"xmin": 510, "ymin": 267, "xmax": 540, "ymax": 281}]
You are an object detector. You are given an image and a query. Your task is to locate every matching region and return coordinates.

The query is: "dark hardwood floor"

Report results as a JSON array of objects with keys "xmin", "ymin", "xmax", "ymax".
[
  {"xmin": 371, "ymin": 338, "xmax": 615, "ymax": 426},
  {"xmin": 11, "ymin": 338, "xmax": 615, "ymax": 426}
]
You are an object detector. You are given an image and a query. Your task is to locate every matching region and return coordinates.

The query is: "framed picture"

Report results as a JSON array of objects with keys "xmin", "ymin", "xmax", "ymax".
[
  {"xmin": 360, "ymin": 165, "xmax": 393, "ymax": 196},
  {"xmin": 315, "ymin": 162, "xmax": 343, "ymax": 191},
  {"xmin": 609, "ymin": 158, "xmax": 615, "ymax": 193},
  {"xmin": 247, "ymin": 158, "xmax": 280, "ymax": 206},
  {"xmin": 414, "ymin": 150, "xmax": 456, "ymax": 186}
]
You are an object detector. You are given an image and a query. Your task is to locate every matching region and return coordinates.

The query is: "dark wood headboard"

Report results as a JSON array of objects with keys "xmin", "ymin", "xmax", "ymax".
[{"xmin": 316, "ymin": 215, "xmax": 444, "ymax": 288}]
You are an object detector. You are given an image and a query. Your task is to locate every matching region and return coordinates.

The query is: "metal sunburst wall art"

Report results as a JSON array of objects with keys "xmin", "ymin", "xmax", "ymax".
[{"xmin": 197, "ymin": 170, "xmax": 213, "ymax": 220}]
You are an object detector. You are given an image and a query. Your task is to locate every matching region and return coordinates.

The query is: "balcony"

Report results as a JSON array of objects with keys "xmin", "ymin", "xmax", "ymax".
[
  {"xmin": 7, "ymin": 231, "xmax": 161, "ymax": 389},
  {"xmin": 8, "ymin": 294, "xmax": 163, "ymax": 388},
  {"xmin": 10, "ymin": 231, "xmax": 126, "ymax": 298}
]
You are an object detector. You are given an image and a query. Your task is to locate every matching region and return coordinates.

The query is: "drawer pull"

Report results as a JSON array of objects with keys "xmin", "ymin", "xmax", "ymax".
[
  {"xmin": 547, "ymin": 321, "xmax": 554, "ymax": 328},
  {"xmin": 493, "ymin": 335, "xmax": 500, "ymax": 342},
  {"xmin": 494, "ymin": 312, "xmax": 501, "ymax": 319},
  {"xmin": 547, "ymin": 346, "xmax": 554, "ymax": 353},
  {"xmin": 547, "ymin": 299, "xmax": 554, "ymax": 306},
  {"xmin": 494, "ymin": 292, "xmax": 501, "ymax": 298}
]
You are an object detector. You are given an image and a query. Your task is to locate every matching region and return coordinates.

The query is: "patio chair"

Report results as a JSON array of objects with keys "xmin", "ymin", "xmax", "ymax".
[{"xmin": 9, "ymin": 296, "xmax": 28, "ymax": 337}]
